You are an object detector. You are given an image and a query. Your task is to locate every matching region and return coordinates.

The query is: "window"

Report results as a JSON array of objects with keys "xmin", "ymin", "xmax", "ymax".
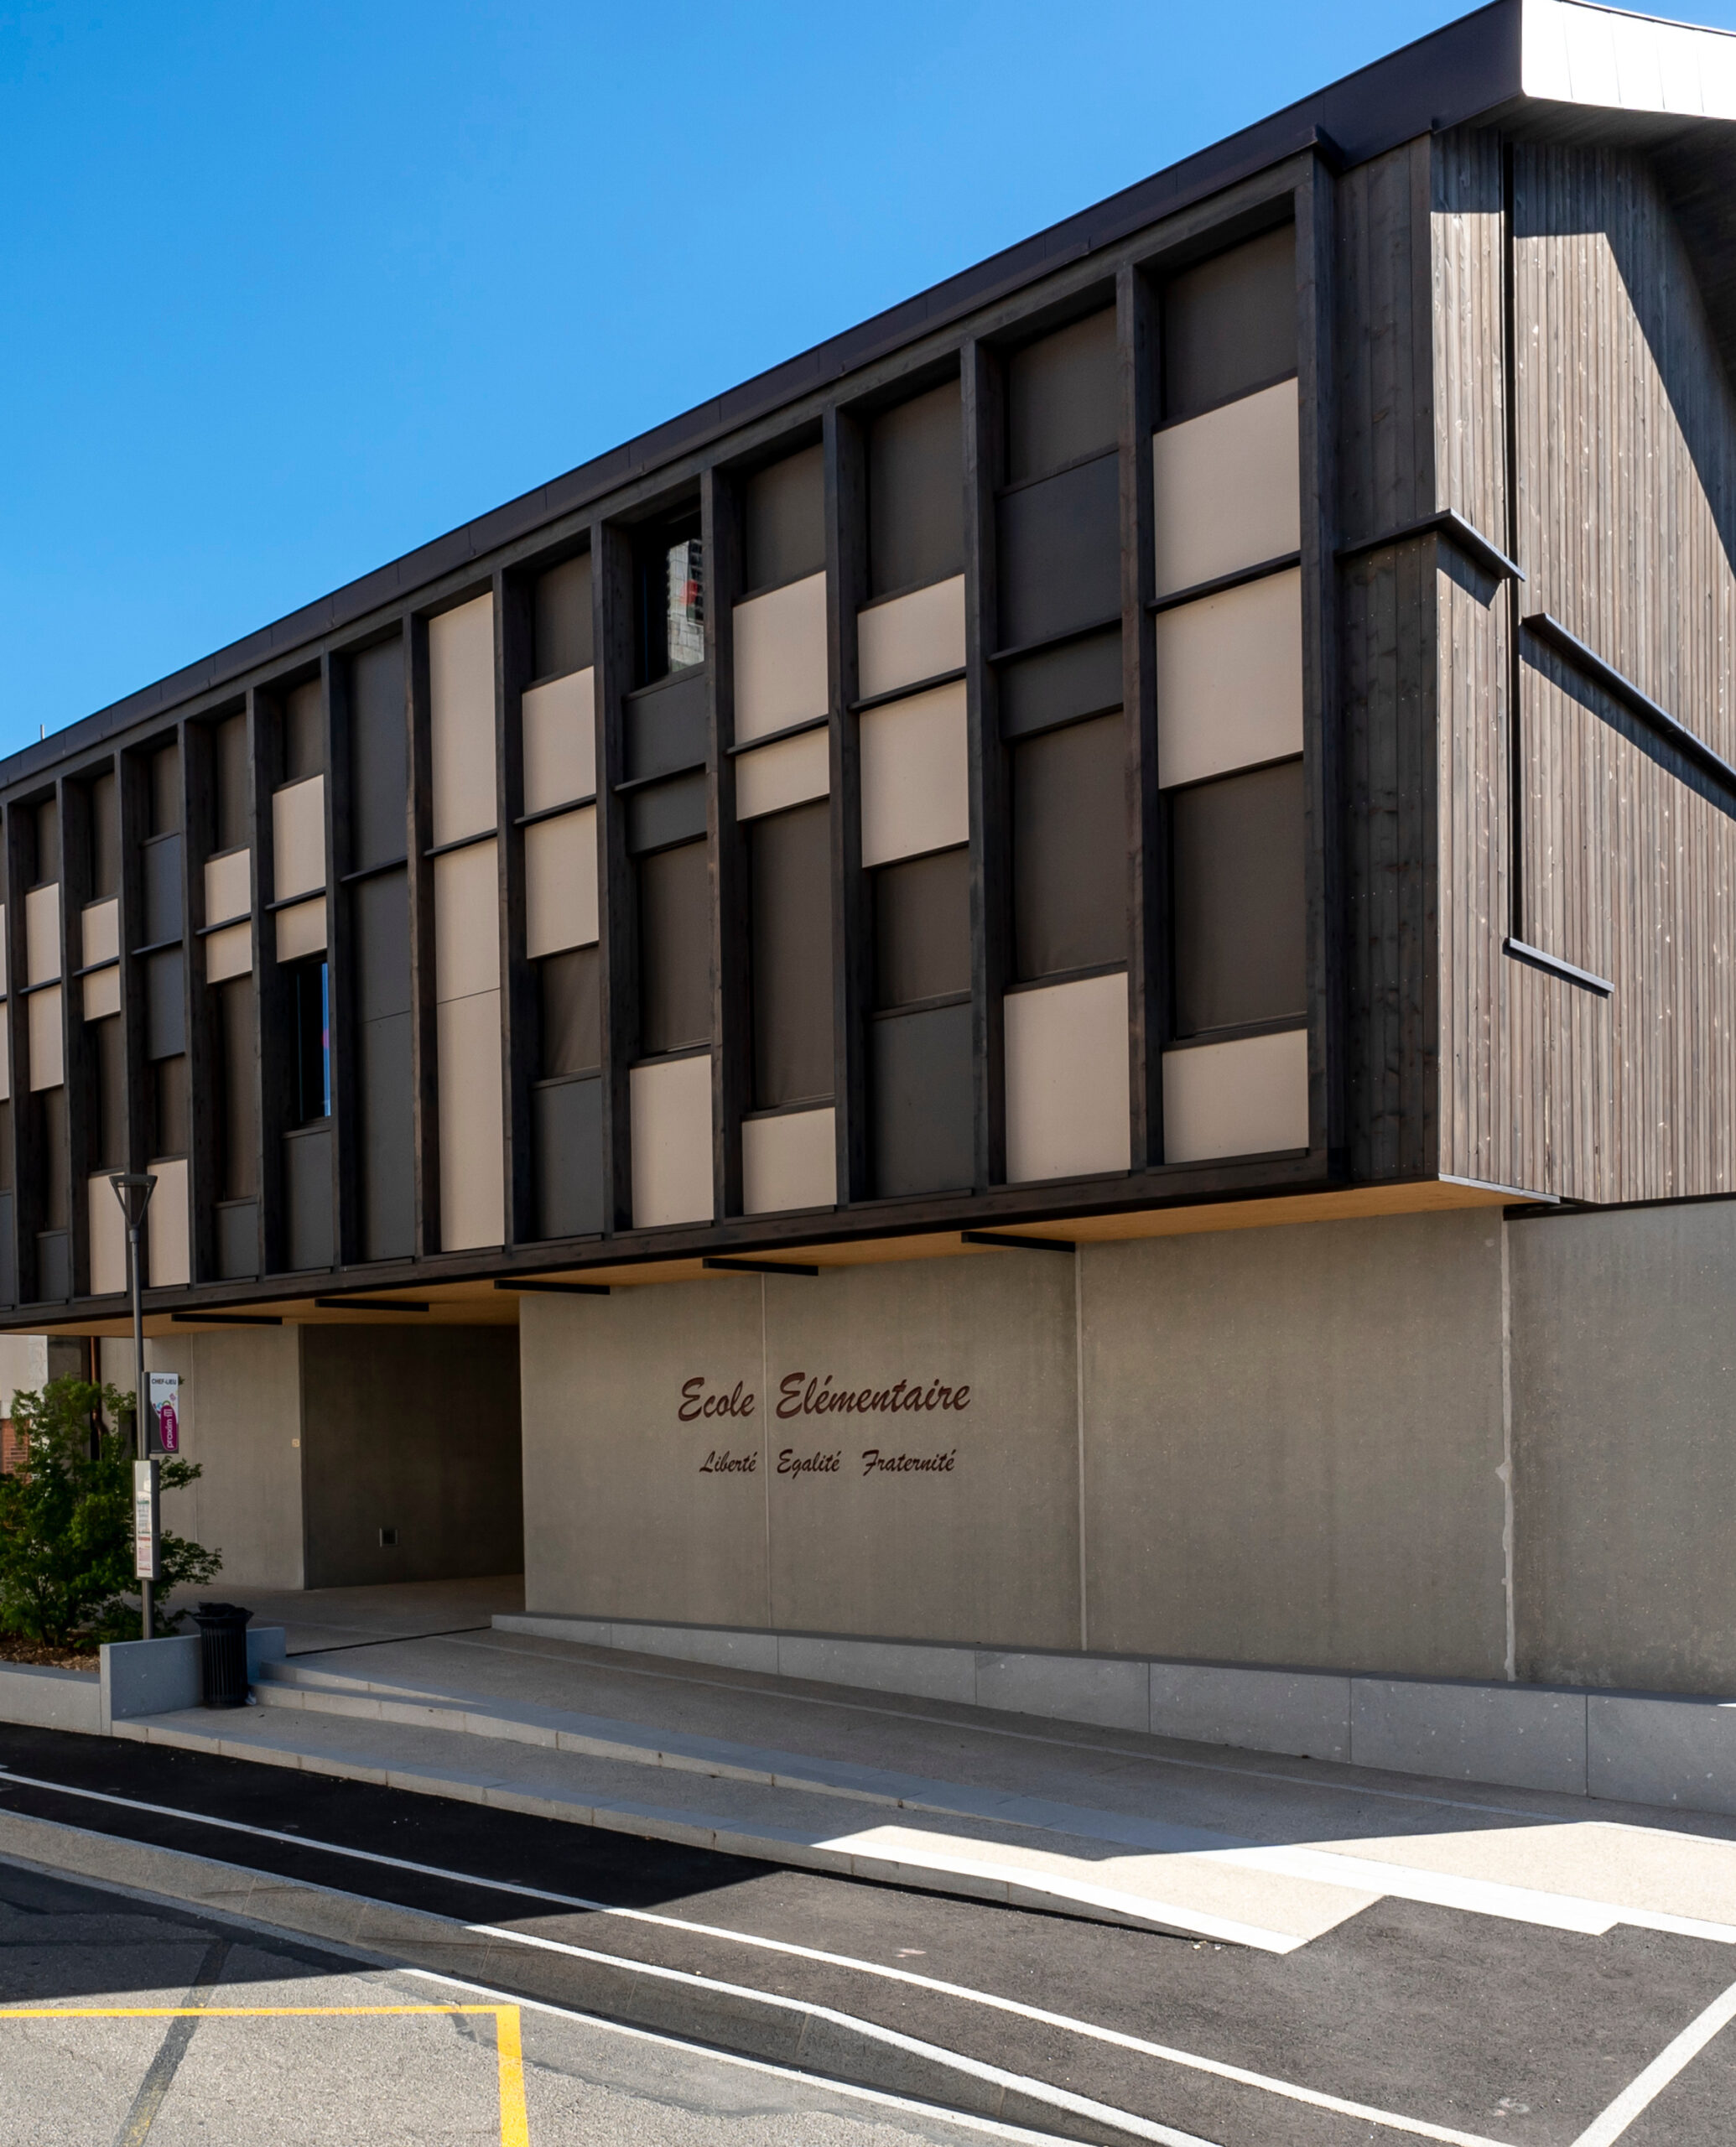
[
  {"xmin": 873, "ymin": 846, "xmax": 969, "ymax": 1011},
  {"xmin": 637, "ymin": 838, "xmax": 710, "ymax": 1055},
  {"xmin": 637, "ymin": 512, "xmax": 704, "ymax": 685},
  {"xmin": 1170, "ymin": 758, "xmax": 1305, "ymax": 1037},
  {"xmin": 1011, "ymin": 713, "xmax": 1126, "ymax": 982},
  {"xmin": 749, "ymin": 802, "xmax": 832, "ymax": 1110},
  {"xmin": 291, "ymin": 957, "xmax": 330, "ymax": 1123},
  {"xmin": 538, "ymin": 947, "xmax": 600, "ymax": 1078}
]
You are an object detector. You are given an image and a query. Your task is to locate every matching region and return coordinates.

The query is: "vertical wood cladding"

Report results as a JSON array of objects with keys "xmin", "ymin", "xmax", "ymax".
[
  {"xmin": 1430, "ymin": 134, "xmax": 1736, "ymax": 1202},
  {"xmin": 1333, "ymin": 138, "xmax": 1442, "ymax": 1183}
]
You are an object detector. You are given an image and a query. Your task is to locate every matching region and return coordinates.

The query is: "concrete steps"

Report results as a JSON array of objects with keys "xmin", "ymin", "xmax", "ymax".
[{"xmin": 106, "ymin": 1651, "xmax": 1736, "ymax": 1959}]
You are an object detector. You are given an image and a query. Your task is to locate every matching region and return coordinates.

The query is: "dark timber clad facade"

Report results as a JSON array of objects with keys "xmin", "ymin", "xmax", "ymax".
[{"xmin": 8, "ymin": 0, "xmax": 1736, "ymax": 1734}]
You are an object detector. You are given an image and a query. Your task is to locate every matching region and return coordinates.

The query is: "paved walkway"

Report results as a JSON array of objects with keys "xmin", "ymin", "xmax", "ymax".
[{"xmin": 129, "ymin": 1584, "xmax": 1736, "ymax": 1958}]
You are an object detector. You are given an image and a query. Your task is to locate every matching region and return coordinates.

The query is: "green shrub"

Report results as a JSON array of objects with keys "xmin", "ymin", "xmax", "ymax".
[{"xmin": 0, "ymin": 1376, "xmax": 221, "ymax": 1647}]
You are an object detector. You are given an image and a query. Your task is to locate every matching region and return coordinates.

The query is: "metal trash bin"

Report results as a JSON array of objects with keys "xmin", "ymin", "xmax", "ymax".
[{"xmin": 190, "ymin": 1601, "xmax": 254, "ymax": 1709}]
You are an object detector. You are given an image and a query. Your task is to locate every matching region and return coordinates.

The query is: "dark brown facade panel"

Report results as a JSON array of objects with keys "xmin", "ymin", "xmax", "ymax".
[
  {"xmin": 637, "ymin": 837, "xmax": 710, "ymax": 1056},
  {"xmin": 996, "ymin": 451, "xmax": 1120, "ymax": 650},
  {"xmin": 748, "ymin": 801, "xmax": 832, "ymax": 1111},
  {"xmin": 533, "ymin": 554, "xmax": 593, "ymax": 683},
  {"xmin": 1005, "ymin": 308, "xmax": 1118, "ymax": 484},
  {"xmin": 1171, "ymin": 758, "xmax": 1307, "ymax": 1037},
  {"xmin": 870, "ymin": 1000, "xmax": 973, "ymax": 1198},
  {"xmin": 533, "ymin": 1073, "xmax": 604, "ymax": 1238},
  {"xmin": 867, "ymin": 381, "xmax": 964, "ymax": 599},
  {"xmin": 1161, "ymin": 219, "xmax": 1297, "ymax": 423},
  {"xmin": 744, "ymin": 444, "xmax": 825, "ymax": 595},
  {"xmin": 873, "ymin": 847, "xmax": 970, "ymax": 1011},
  {"xmin": 1011, "ymin": 713, "xmax": 1127, "ymax": 983}
]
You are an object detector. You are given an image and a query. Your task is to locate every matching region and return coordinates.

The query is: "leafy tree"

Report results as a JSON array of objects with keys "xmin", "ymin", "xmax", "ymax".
[{"xmin": 0, "ymin": 1376, "xmax": 221, "ymax": 1646}]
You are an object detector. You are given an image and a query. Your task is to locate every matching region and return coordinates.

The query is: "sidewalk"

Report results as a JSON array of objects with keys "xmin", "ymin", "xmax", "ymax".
[{"xmin": 112, "ymin": 1586, "xmax": 1736, "ymax": 1957}]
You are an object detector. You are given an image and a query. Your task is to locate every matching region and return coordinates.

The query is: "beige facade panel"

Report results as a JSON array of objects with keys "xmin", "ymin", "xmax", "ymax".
[
  {"xmin": 631, "ymin": 1053, "xmax": 715, "ymax": 1229},
  {"xmin": 27, "ymin": 985, "xmax": 62, "ymax": 1090},
  {"xmin": 274, "ymin": 894, "xmax": 326, "ymax": 963},
  {"xmin": 204, "ymin": 846, "xmax": 252, "ymax": 927},
  {"xmin": 0, "ymin": 906, "xmax": 8, "ymax": 996},
  {"xmin": 1154, "ymin": 567, "xmax": 1304, "ymax": 788},
  {"xmin": 24, "ymin": 883, "xmax": 60, "ymax": 988},
  {"xmin": 1004, "ymin": 972, "xmax": 1132, "ymax": 1185},
  {"xmin": 438, "ymin": 987, "xmax": 506, "ymax": 1250},
  {"xmin": 429, "ymin": 592, "xmax": 498, "ymax": 847},
  {"xmin": 743, "ymin": 1105, "xmax": 837, "ymax": 1214},
  {"xmin": 1151, "ymin": 379, "xmax": 1300, "ymax": 598},
  {"xmin": 858, "ymin": 681, "xmax": 969, "ymax": 868},
  {"xmin": 434, "ymin": 840, "xmax": 500, "ymax": 1002},
  {"xmin": 81, "ymin": 897, "xmax": 119, "ymax": 970},
  {"xmin": 857, "ymin": 574, "xmax": 966, "ymax": 701},
  {"xmin": 1162, "ymin": 1027, "xmax": 1308, "ymax": 1163},
  {"xmin": 734, "ymin": 571, "xmax": 829, "ymax": 744},
  {"xmin": 88, "ymin": 1174, "xmax": 127, "ymax": 1297},
  {"xmin": 522, "ymin": 667, "xmax": 596, "ymax": 815},
  {"xmin": 82, "ymin": 965, "xmax": 122, "ymax": 1020},
  {"xmin": 272, "ymin": 775, "xmax": 326, "ymax": 901},
  {"xmin": 735, "ymin": 728, "xmax": 830, "ymax": 822},
  {"xmin": 205, "ymin": 921, "xmax": 252, "ymax": 984},
  {"xmin": 147, "ymin": 1156, "xmax": 190, "ymax": 1288},
  {"xmin": 524, "ymin": 808, "xmax": 598, "ymax": 959}
]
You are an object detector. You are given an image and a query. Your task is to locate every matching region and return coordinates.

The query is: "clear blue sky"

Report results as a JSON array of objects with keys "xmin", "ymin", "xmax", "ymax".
[{"xmin": 3, "ymin": 0, "xmax": 1732, "ymax": 754}]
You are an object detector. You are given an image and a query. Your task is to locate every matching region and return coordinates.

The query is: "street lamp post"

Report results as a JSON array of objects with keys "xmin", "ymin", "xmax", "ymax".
[{"xmin": 109, "ymin": 1173, "xmax": 158, "ymax": 1639}]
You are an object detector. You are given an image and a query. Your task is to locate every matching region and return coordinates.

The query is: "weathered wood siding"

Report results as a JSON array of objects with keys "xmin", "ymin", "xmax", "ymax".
[
  {"xmin": 1335, "ymin": 139, "xmax": 1440, "ymax": 1182},
  {"xmin": 1436, "ymin": 136, "xmax": 1736, "ymax": 1200}
]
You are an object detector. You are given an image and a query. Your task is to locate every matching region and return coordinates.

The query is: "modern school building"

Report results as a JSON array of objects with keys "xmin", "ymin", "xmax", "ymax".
[{"xmin": 4, "ymin": 0, "xmax": 1736, "ymax": 1785}]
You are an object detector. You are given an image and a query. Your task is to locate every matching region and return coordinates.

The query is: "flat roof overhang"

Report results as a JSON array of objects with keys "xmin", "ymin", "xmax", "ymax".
[{"xmin": 30, "ymin": 1173, "xmax": 1544, "ymax": 1337}]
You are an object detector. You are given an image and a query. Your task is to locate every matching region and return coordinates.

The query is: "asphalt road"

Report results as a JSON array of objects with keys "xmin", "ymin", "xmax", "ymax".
[
  {"xmin": 0, "ymin": 1857, "xmax": 1064, "ymax": 2147},
  {"xmin": 2, "ymin": 1721, "xmax": 1733, "ymax": 2146}
]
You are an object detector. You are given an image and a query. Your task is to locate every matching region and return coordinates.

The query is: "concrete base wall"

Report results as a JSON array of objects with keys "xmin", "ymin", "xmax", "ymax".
[
  {"xmin": 133, "ymin": 1328, "xmax": 308, "ymax": 1589},
  {"xmin": 1079, "ymin": 1212, "xmax": 1509, "ymax": 1676},
  {"xmin": 499, "ymin": 1610, "xmax": 1736, "ymax": 1817},
  {"xmin": 521, "ymin": 1209, "xmax": 1510, "ymax": 1677},
  {"xmin": 1510, "ymin": 1201, "xmax": 1736, "ymax": 1694}
]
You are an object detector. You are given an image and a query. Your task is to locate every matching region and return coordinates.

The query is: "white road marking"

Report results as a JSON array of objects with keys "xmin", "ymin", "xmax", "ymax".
[
  {"xmin": 1568, "ymin": 1976, "xmax": 1736, "ymax": 2147},
  {"xmin": 0, "ymin": 1772, "xmax": 1509, "ymax": 2146},
  {"xmin": 397, "ymin": 1964, "xmax": 1177, "ymax": 2147},
  {"xmin": 409, "ymin": 1939, "xmax": 1219, "ymax": 2147},
  {"xmin": 471, "ymin": 1920, "xmax": 1506, "ymax": 2147}
]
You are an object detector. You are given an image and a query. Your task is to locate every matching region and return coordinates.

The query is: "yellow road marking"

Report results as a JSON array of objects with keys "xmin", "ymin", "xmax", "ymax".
[{"xmin": 0, "ymin": 2004, "xmax": 530, "ymax": 2143}]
